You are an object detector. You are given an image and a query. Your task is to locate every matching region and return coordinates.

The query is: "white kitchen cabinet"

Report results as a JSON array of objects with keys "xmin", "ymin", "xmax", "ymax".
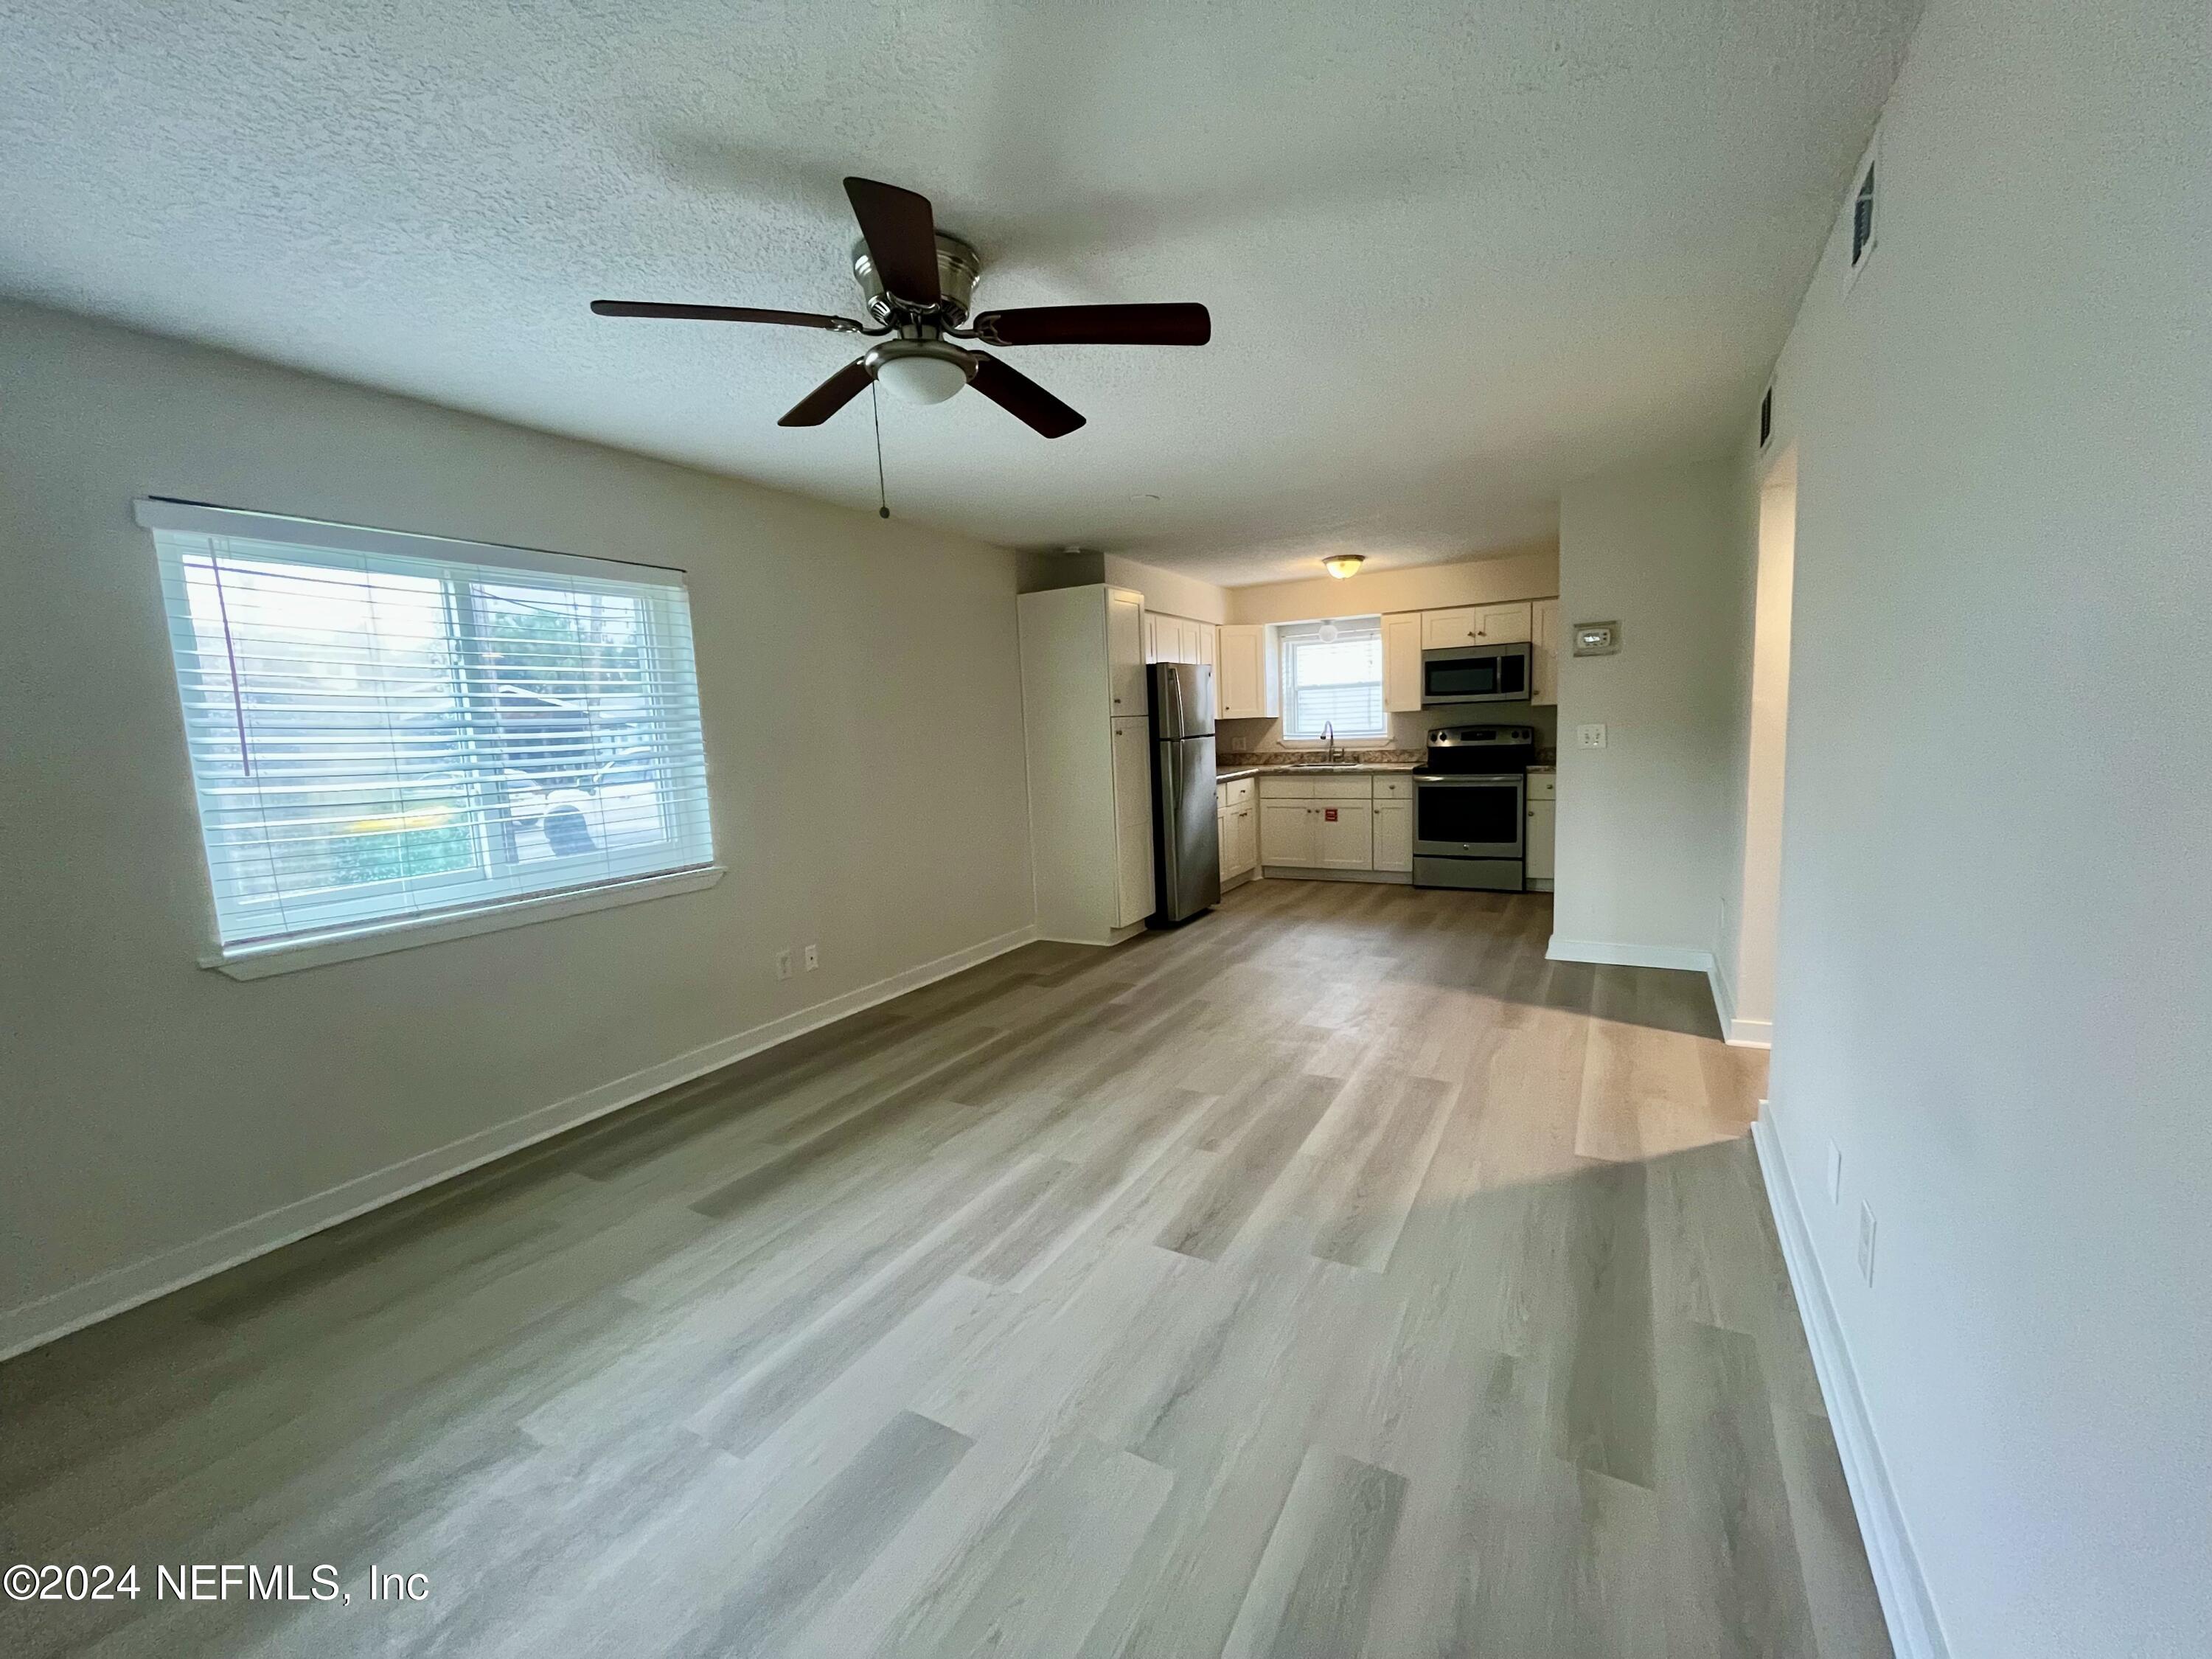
[
  {"xmin": 1525, "ymin": 771, "xmax": 1557, "ymax": 887},
  {"xmin": 1418, "ymin": 602, "xmax": 1534, "ymax": 650},
  {"xmin": 1374, "ymin": 801, "xmax": 1413, "ymax": 872},
  {"xmin": 1473, "ymin": 601, "xmax": 1532, "ymax": 644},
  {"xmin": 1314, "ymin": 801, "xmax": 1373, "ymax": 869},
  {"xmin": 1420, "ymin": 608, "xmax": 1475, "ymax": 650},
  {"xmin": 1217, "ymin": 624, "xmax": 1279, "ymax": 720},
  {"xmin": 1260, "ymin": 800, "xmax": 1315, "ymax": 868},
  {"xmin": 1143, "ymin": 613, "xmax": 1160, "ymax": 665},
  {"xmin": 1111, "ymin": 716, "xmax": 1155, "ymax": 926},
  {"xmin": 1382, "ymin": 612, "xmax": 1423, "ymax": 713},
  {"xmin": 1530, "ymin": 597, "xmax": 1560, "ymax": 706},
  {"xmin": 1231, "ymin": 804, "xmax": 1257, "ymax": 877},
  {"xmin": 1252, "ymin": 773, "xmax": 1411, "ymax": 880},
  {"xmin": 1107, "ymin": 588, "xmax": 1146, "ymax": 716},
  {"xmin": 1019, "ymin": 585, "xmax": 1158, "ymax": 945}
]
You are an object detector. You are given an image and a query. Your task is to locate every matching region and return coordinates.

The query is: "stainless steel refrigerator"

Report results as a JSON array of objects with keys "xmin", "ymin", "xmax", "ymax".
[{"xmin": 1146, "ymin": 662, "xmax": 1220, "ymax": 925}]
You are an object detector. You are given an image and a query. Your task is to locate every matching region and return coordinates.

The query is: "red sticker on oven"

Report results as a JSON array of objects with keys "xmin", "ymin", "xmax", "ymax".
[{"xmin": 1325, "ymin": 808, "xmax": 1338, "ymax": 821}]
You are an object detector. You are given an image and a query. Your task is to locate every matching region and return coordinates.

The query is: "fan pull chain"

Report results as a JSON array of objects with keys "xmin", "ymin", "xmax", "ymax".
[{"xmin": 872, "ymin": 380, "xmax": 890, "ymax": 519}]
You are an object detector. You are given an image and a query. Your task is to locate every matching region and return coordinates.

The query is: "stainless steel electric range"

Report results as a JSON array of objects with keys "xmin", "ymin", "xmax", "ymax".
[{"xmin": 1412, "ymin": 725, "xmax": 1536, "ymax": 891}]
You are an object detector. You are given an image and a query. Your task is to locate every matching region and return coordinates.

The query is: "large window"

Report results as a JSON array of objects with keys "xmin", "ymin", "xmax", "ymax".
[
  {"xmin": 1279, "ymin": 618, "xmax": 1388, "ymax": 742},
  {"xmin": 142, "ymin": 501, "xmax": 715, "ymax": 962}
]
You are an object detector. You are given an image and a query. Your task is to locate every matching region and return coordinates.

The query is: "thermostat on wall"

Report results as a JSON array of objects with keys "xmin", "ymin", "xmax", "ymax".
[{"xmin": 1571, "ymin": 622, "xmax": 1619, "ymax": 656}]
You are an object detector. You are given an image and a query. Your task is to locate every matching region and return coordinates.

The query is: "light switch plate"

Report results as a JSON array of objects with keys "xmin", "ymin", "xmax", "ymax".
[
  {"xmin": 1857, "ymin": 1203, "xmax": 1877, "ymax": 1286},
  {"xmin": 1827, "ymin": 1141, "xmax": 1845, "ymax": 1204},
  {"xmin": 1577, "ymin": 723, "xmax": 1608, "ymax": 749},
  {"xmin": 803, "ymin": 944, "xmax": 819, "ymax": 972},
  {"xmin": 775, "ymin": 950, "xmax": 793, "ymax": 981}
]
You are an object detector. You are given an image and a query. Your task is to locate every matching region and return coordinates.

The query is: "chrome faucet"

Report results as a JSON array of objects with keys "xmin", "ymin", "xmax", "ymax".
[{"xmin": 1322, "ymin": 720, "xmax": 1338, "ymax": 762}]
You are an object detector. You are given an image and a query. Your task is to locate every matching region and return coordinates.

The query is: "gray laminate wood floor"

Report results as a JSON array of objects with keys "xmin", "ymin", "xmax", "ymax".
[{"xmin": 1, "ymin": 880, "xmax": 1889, "ymax": 1658}]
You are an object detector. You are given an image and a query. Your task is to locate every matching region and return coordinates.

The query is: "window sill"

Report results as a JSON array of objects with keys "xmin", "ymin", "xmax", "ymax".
[{"xmin": 203, "ymin": 865, "xmax": 726, "ymax": 980}]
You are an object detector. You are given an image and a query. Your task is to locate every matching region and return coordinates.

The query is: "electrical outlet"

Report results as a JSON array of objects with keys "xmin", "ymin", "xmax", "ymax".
[
  {"xmin": 1827, "ymin": 1141, "xmax": 1845, "ymax": 1204},
  {"xmin": 1576, "ymin": 723, "xmax": 1608, "ymax": 749},
  {"xmin": 775, "ymin": 949, "xmax": 793, "ymax": 981},
  {"xmin": 803, "ymin": 944, "xmax": 819, "ymax": 972},
  {"xmin": 1857, "ymin": 1203, "xmax": 1877, "ymax": 1286}
]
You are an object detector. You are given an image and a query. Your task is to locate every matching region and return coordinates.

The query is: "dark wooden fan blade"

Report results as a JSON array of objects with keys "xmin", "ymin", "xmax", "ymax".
[
  {"xmin": 969, "ymin": 303, "xmax": 1211, "ymax": 348},
  {"xmin": 591, "ymin": 300, "xmax": 863, "ymax": 332},
  {"xmin": 844, "ymin": 177, "xmax": 942, "ymax": 307},
  {"xmin": 777, "ymin": 358, "xmax": 874, "ymax": 427},
  {"xmin": 967, "ymin": 353, "xmax": 1085, "ymax": 439}
]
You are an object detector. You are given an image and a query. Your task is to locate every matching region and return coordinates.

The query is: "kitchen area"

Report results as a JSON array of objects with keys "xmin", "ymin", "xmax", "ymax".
[{"xmin": 1017, "ymin": 572, "xmax": 1560, "ymax": 945}]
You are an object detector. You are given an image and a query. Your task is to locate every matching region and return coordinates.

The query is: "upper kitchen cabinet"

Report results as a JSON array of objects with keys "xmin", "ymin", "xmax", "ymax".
[
  {"xmin": 1143, "ymin": 613, "xmax": 1220, "ymax": 681},
  {"xmin": 1419, "ymin": 602, "xmax": 1532, "ymax": 648},
  {"xmin": 1382, "ymin": 613, "xmax": 1423, "ymax": 713},
  {"xmin": 1107, "ymin": 588, "xmax": 1146, "ymax": 715},
  {"xmin": 1531, "ymin": 598, "xmax": 1560, "ymax": 706},
  {"xmin": 1475, "ymin": 601, "xmax": 1532, "ymax": 644},
  {"xmin": 1419, "ymin": 607, "xmax": 1475, "ymax": 650},
  {"xmin": 1217, "ymin": 624, "xmax": 1280, "ymax": 720}
]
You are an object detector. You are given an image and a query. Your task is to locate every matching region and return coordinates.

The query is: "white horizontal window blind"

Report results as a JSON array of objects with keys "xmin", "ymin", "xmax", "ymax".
[
  {"xmin": 1280, "ymin": 619, "xmax": 1388, "ymax": 742},
  {"xmin": 141, "ymin": 501, "xmax": 715, "ymax": 957}
]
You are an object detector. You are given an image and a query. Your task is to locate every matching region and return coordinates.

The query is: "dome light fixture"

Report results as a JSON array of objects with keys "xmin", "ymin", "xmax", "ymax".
[
  {"xmin": 867, "ymin": 340, "xmax": 975, "ymax": 405},
  {"xmin": 1321, "ymin": 554, "xmax": 1366, "ymax": 580}
]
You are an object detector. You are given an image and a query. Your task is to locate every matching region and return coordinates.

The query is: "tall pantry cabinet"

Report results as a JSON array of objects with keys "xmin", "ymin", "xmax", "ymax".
[{"xmin": 1019, "ymin": 585, "xmax": 1157, "ymax": 945}]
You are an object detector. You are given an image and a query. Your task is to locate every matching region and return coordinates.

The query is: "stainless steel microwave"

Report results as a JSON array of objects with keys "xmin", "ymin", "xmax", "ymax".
[{"xmin": 1420, "ymin": 641, "xmax": 1532, "ymax": 706}]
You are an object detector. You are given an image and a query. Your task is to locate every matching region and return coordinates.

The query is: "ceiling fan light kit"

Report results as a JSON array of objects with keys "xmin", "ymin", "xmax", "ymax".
[
  {"xmin": 1323, "ymin": 554, "xmax": 1366, "ymax": 579},
  {"xmin": 591, "ymin": 176, "xmax": 1211, "ymax": 440}
]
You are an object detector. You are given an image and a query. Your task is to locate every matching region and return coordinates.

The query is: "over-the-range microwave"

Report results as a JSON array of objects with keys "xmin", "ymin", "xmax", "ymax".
[{"xmin": 1421, "ymin": 641, "xmax": 1532, "ymax": 706}]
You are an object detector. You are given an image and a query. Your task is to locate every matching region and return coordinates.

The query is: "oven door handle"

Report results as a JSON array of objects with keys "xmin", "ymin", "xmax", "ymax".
[{"xmin": 1412, "ymin": 773, "xmax": 1524, "ymax": 785}]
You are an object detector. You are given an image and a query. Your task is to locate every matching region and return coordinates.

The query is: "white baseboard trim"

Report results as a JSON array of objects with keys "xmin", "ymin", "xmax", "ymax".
[
  {"xmin": 1753, "ymin": 1109, "xmax": 1948, "ymax": 1659},
  {"xmin": 1704, "ymin": 953, "xmax": 1773, "ymax": 1049},
  {"xmin": 0, "ymin": 922, "xmax": 1040, "ymax": 1361},
  {"xmin": 1547, "ymin": 934, "xmax": 1717, "ymax": 975}
]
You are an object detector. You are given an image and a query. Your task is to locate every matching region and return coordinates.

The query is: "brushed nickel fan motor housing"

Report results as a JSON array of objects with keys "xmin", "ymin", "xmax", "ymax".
[{"xmin": 852, "ymin": 233, "xmax": 981, "ymax": 327}]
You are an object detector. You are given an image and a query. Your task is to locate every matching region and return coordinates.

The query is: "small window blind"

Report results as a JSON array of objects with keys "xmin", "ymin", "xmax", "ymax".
[
  {"xmin": 1280, "ymin": 619, "xmax": 1388, "ymax": 742},
  {"xmin": 139, "ymin": 501, "xmax": 715, "ymax": 957}
]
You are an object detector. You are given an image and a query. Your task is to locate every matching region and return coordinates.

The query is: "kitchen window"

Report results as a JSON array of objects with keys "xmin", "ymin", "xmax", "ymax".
[
  {"xmin": 1279, "ymin": 618, "xmax": 1388, "ymax": 742},
  {"xmin": 140, "ymin": 500, "xmax": 717, "ymax": 973}
]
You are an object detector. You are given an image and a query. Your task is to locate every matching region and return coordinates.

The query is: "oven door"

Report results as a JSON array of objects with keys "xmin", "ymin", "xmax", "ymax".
[
  {"xmin": 1420, "ymin": 644, "xmax": 1531, "ymax": 706},
  {"xmin": 1413, "ymin": 773, "xmax": 1526, "ymax": 858}
]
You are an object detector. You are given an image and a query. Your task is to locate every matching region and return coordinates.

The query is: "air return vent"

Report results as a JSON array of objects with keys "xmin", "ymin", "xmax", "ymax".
[{"xmin": 1844, "ymin": 139, "xmax": 1878, "ymax": 287}]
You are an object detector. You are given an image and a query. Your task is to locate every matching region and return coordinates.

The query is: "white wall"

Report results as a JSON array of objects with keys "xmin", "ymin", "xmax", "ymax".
[
  {"xmin": 1748, "ymin": 0, "xmax": 2210, "ymax": 1650},
  {"xmin": 1225, "ymin": 543, "xmax": 1557, "ymax": 626},
  {"xmin": 1099, "ymin": 554, "xmax": 1228, "ymax": 625},
  {"xmin": 1551, "ymin": 459, "xmax": 1749, "ymax": 967},
  {"xmin": 1015, "ymin": 548, "xmax": 1231, "ymax": 626},
  {"xmin": 0, "ymin": 301, "xmax": 1036, "ymax": 1352}
]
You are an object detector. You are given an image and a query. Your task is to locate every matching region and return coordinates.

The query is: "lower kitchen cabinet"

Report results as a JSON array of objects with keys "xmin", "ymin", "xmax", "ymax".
[
  {"xmin": 1260, "ymin": 800, "xmax": 1316, "ymax": 869},
  {"xmin": 1525, "ymin": 773, "xmax": 1557, "ymax": 888},
  {"xmin": 1314, "ymin": 801, "xmax": 1373, "ymax": 869},
  {"xmin": 1374, "ymin": 801, "xmax": 1413, "ymax": 872},
  {"xmin": 1256, "ymin": 773, "xmax": 1412, "ymax": 881},
  {"xmin": 1217, "ymin": 777, "xmax": 1259, "ymax": 886}
]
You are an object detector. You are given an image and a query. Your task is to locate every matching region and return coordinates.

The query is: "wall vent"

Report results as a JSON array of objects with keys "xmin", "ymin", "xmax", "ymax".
[{"xmin": 1844, "ymin": 138, "xmax": 1878, "ymax": 287}]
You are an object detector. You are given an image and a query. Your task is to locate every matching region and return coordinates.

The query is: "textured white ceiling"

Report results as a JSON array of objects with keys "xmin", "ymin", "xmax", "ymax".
[{"xmin": 0, "ymin": 0, "xmax": 1916, "ymax": 585}]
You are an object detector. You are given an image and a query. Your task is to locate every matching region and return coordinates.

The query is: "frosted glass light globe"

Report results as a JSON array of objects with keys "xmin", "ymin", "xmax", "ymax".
[{"xmin": 875, "ymin": 353, "xmax": 970, "ymax": 404}]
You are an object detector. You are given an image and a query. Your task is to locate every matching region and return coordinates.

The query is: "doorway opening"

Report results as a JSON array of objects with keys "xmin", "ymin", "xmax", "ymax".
[{"xmin": 1731, "ymin": 445, "xmax": 1798, "ymax": 1046}]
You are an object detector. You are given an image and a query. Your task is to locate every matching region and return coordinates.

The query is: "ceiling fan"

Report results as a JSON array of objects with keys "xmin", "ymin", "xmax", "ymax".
[{"xmin": 591, "ymin": 177, "xmax": 1211, "ymax": 439}]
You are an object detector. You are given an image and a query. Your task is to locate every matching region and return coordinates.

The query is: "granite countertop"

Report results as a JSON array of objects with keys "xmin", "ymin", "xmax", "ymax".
[{"xmin": 1216, "ymin": 752, "xmax": 1422, "ymax": 783}]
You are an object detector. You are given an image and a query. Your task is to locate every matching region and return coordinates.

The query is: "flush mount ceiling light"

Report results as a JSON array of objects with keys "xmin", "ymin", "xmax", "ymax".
[{"xmin": 1322, "ymin": 554, "xmax": 1366, "ymax": 580}]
